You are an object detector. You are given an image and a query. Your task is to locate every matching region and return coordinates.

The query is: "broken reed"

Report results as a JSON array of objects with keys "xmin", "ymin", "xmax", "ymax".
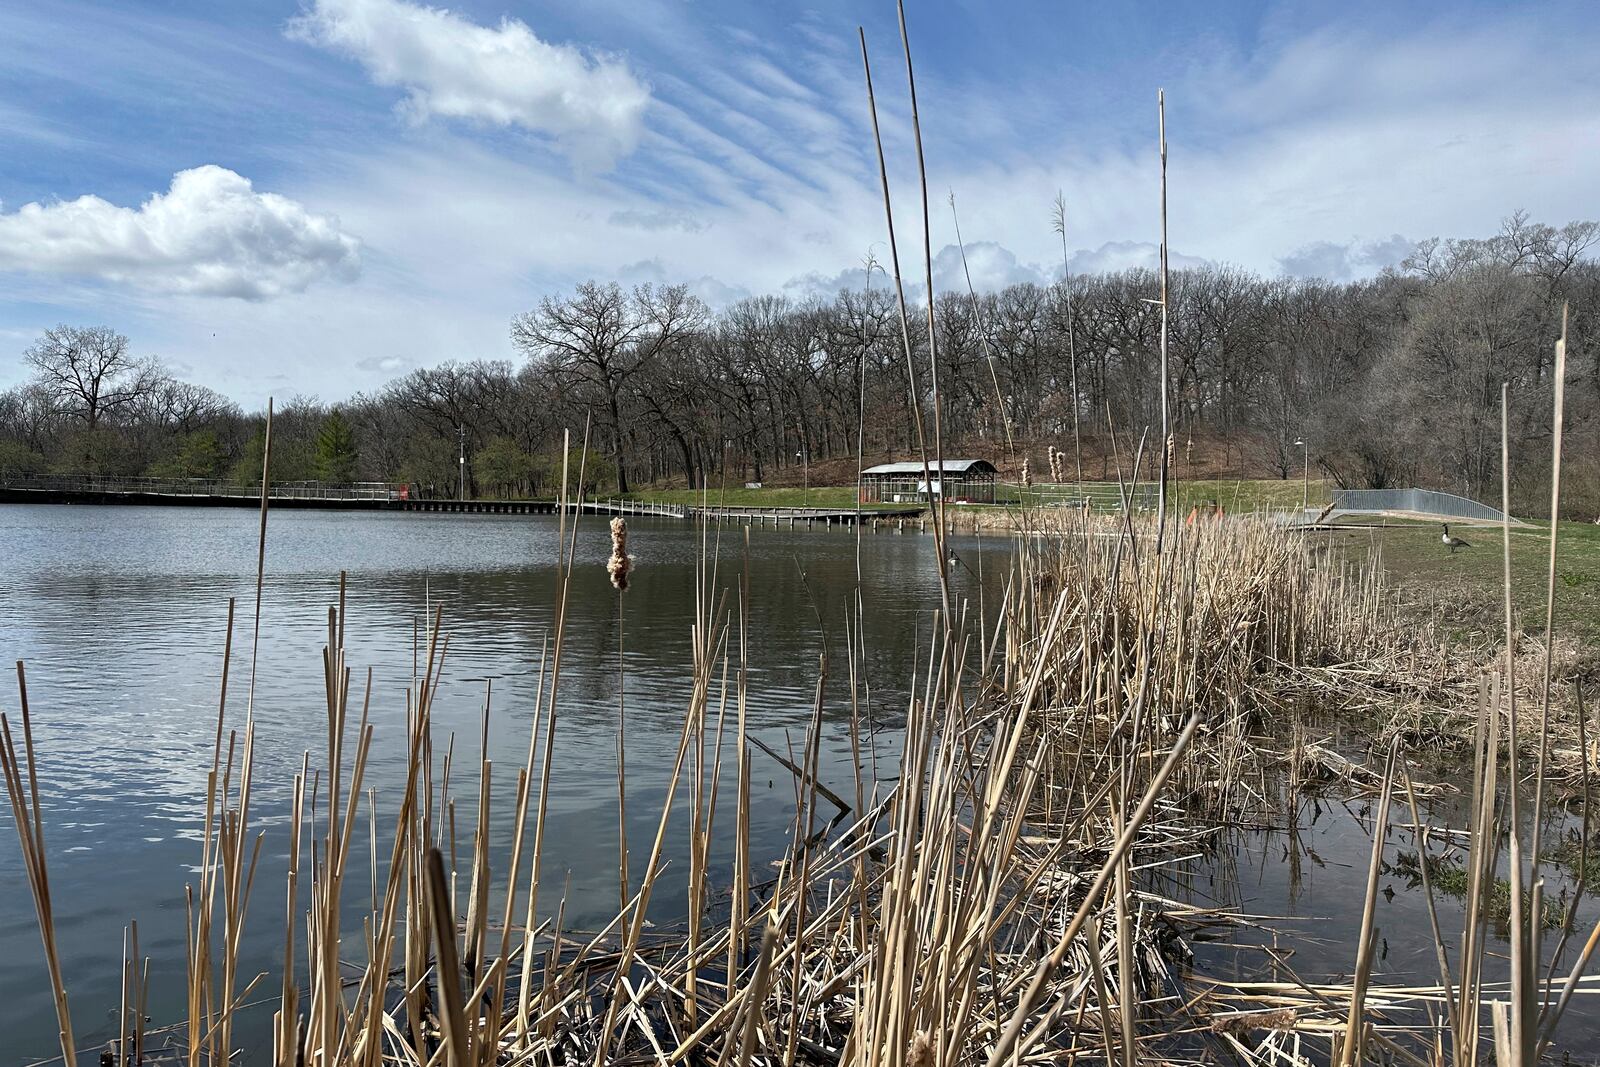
[{"xmin": 7, "ymin": 504, "xmax": 1532, "ymax": 1067}]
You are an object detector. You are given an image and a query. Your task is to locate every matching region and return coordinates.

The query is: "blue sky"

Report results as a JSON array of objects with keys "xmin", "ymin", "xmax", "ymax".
[{"xmin": 1, "ymin": 0, "xmax": 1595, "ymax": 404}]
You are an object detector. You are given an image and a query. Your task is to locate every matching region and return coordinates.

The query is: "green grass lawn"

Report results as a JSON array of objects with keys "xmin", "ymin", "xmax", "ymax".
[
  {"xmin": 995, "ymin": 476, "xmax": 1331, "ymax": 511},
  {"xmin": 1321, "ymin": 518, "xmax": 1600, "ymax": 644},
  {"xmin": 1171, "ymin": 476, "xmax": 1332, "ymax": 512}
]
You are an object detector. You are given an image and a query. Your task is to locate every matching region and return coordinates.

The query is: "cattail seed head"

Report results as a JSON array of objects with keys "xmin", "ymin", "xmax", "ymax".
[
  {"xmin": 908, "ymin": 1030, "xmax": 933, "ymax": 1067},
  {"xmin": 607, "ymin": 517, "xmax": 631, "ymax": 592}
]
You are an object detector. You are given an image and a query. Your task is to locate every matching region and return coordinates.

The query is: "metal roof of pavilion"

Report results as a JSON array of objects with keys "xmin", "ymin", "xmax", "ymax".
[{"xmin": 860, "ymin": 459, "xmax": 997, "ymax": 476}]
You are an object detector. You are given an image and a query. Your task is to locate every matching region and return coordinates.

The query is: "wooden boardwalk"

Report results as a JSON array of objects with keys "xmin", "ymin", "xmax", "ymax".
[
  {"xmin": 0, "ymin": 477, "xmax": 925, "ymax": 525},
  {"xmin": 593, "ymin": 498, "xmax": 924, "ymax": 525},
  {"xmin": 0, "ymin": 477, "xmax": 553, "ymax": 513}
]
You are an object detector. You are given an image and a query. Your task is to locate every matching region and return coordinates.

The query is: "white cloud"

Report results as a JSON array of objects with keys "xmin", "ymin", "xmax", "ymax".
[
  {"xmin": 0, "ymin": 165, "xmax": 360, "ymax": 300},
  {"xmin": 783, "ymin": 241, "xmax": 1215, "ymax": 306},
  {"xmin": 356, "ymin": 354, "xmax": 412, "ymax": 374},
  {"xmin": 932, "ymin": 241, "xmax": 1048, "ymax": 294},
  {"xmin": 608, "ymin": 208, "xmax": 708, "ymax": 233},
  {"xmin": 1066, "ymin": 241, "xmax": 1212, "ymax": 276},
  {"xmin": 616, "ymin": 257, "xmax": 749, "ymax": 306},
  {"xmin": 782, "ymin": 265, "xmax": 884, "ymax": 302},
  {"xmin": 1278, "ymin": 235, "xmax": 1414, "ymax": 282},
  {"xmin": 289, "ymin": 0, "xmax": 650, "ymax": 170}
]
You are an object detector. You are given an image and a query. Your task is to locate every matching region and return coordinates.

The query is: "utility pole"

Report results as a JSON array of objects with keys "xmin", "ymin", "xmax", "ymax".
[{"xmin": 457, "ymin": 425, "xmax": 466, "ymax": 501}]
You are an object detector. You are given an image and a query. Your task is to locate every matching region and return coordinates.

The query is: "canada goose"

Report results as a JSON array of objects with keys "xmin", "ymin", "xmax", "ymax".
[
  {"xmin": 947, "ymin": 550, "xmax": 978, "ymax": 578},
  {"xmin": 1441, "ymin": 524, "xmax": 1471, "ymax": 553}
]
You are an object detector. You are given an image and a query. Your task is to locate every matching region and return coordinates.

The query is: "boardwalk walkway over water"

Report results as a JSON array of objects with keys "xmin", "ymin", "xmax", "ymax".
[
  {"xmin": 0, "ymin": 473, "xmax": 555, "ymax": 512},
  {"xmin": 0, "ymin": 475, "xmax": 924, "ymax": 525},
  {"xmin": 594, "ymin": 499, "xmax": 924, "ymax": 525}
]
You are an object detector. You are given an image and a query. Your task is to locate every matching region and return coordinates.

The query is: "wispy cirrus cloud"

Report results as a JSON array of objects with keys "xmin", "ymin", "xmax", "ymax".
[
  {"xmin": 288, "ymin": 0, "xmax": 651, "ymax": 170},
  {"xmin": 0, "ymin": 165, "xmax": 360, "ymax": 300},
  {"xmin": 607, "ymin": 208, "xmax": 709, "ymax": 233}
]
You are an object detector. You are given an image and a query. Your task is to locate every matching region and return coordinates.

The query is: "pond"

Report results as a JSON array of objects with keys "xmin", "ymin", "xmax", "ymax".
[{"xmin": 0, "ymin": 504, "xmax": 1011, "ymax": 1062}]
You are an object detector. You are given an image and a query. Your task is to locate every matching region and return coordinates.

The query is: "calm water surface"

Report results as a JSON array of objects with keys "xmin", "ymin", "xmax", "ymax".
[{"xmin": 0, "ymin": 504, "xmax": 1008, "ymax": 1063}]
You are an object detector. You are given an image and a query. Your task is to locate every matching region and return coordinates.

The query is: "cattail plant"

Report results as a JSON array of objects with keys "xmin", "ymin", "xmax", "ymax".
[{"xmin": 607, "ymin": 517, "xmax": 631, "ymax": 592}]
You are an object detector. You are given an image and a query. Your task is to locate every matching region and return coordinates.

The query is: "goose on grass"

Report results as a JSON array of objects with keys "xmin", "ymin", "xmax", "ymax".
[{"xmin": 1441, "ymin": 524, "xmax": 1471, "ymax": 553}]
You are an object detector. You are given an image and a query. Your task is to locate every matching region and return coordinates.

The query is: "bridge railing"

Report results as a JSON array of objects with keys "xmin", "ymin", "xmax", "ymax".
[
  {"xmin": 0, "ymin": 471, "xmax": 405, "ymax": 501},
  {"xmin": 1330, "ymin": 487, "xmax": 1516, "ymax": 523}
]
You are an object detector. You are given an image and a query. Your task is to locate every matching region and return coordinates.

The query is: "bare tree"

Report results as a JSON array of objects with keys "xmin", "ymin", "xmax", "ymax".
[
  {"xmin": 24, "ymin": 325, "xmax": 166, "ymax": 433},
  {"xmin": 511, "ymin": 282, "xmax": 707, "ymax": 493},
  {"xmin": 0, "ymin": 382, "xmax": 64, "ymax": 453},
  {"xmin": 136, "ymin": 379, "xmax": 240, "ymax": 433}
]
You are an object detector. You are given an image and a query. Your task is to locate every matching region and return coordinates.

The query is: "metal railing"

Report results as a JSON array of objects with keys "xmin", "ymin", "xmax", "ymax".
[
  {"xmin": 1330, "ymin": 487, "xmax": 1515, "ymax": 523},
  {"xmin": 593, "ymin": 498, "xmax": 690, "ymax": 518},
  {"xmin": 0, "ymin": 471, "xmax": 405, "ymax": 501}
]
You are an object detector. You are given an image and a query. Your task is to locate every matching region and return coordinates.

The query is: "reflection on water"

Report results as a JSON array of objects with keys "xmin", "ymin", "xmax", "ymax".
[
  {"xmin": 0, "ymin": 505, "xmax": 1009, "ymax": 1063},
  {"xmin": 1169, "ymin": 738, "xmax": 1600, "ymax": 1059},
  {"xmin": 3, "ymin": 506, "xmax": 1597, "ymax": 1063}
]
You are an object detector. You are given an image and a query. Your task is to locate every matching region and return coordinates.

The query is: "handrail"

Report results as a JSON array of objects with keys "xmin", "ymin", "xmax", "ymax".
[
  {"xmin": 1330, "ymin": 486, "xmax": 1520, "ymax": 524},
  {"xmin": 0, "ymin": 471, "xmax": 407, "ymax": 501}
]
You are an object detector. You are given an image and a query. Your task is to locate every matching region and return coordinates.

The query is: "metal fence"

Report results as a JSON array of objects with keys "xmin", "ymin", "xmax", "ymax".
[
  {"xmin": 1330, "ymin": 487, "xmax": 1514, "ymax": 523},
  {"xmin": 0, "ymin": 471, "xmax": 403, "ymax": 501}
]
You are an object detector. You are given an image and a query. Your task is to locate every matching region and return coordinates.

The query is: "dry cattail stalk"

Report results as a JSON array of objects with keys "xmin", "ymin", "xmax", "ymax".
[
  {"xmin": 1021, "ymin": 456, "xmax": 1032, "ymax": 487},
  {"xmin": 607, "ymin": 517, "xmax": 631, "ymax": 591}
]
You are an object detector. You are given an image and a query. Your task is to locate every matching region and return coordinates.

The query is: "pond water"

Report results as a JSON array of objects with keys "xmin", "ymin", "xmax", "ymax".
[
  {"xmin": 0, "ymin": 504, "xmax": 1011, "ymax": 1063},
  {"xmin": 1, "ymin": 505, "xmax": 1596, "ymax": 1063},
  {"xmin": 1172, "ymin": 734, "xmax": 1600, "ymax": 1060}
]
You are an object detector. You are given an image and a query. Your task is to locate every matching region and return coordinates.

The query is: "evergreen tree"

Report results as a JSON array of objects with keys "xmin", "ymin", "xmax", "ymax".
[{"xmin": 315, "ymin": 409, "xmax": 358, "ymax": 483}]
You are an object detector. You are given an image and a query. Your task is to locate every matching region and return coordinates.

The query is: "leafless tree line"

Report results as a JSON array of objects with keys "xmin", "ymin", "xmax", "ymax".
[{"xmin": 2, "ymin": 213, "xmax": 1595, "ymax": 510}]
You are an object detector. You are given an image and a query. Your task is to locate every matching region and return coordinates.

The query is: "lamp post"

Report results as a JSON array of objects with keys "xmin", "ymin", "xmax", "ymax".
[
  {"xmin": 1294, "ymin": 438, "xmax": 1308, "ymax": 511},
  {"xmin": 458, "ymin": 426, "xmax": 466, "ymax": 501},
  {"xmin": 796, "ymin": 449, "xmax": 808, "ymax": 509}
]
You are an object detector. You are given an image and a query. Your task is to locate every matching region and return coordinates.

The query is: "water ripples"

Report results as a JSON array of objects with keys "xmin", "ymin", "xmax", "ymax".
[{"xmin": 0, "ymin": 505, "xmax": 1003, "ymax": 1062}]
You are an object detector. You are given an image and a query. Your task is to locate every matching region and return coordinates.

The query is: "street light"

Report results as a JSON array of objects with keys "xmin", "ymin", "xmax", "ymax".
[
  {"xmin": 458, "ymin": 425, "xmax": 466, "ymax": 501},
  {"xmin": 796, "ymin": 449, "xmax": 808, "ymax": 509},
  {"xmin": 1293, "ymin": 438, "xmax": 1308, "ymax": 511}
]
